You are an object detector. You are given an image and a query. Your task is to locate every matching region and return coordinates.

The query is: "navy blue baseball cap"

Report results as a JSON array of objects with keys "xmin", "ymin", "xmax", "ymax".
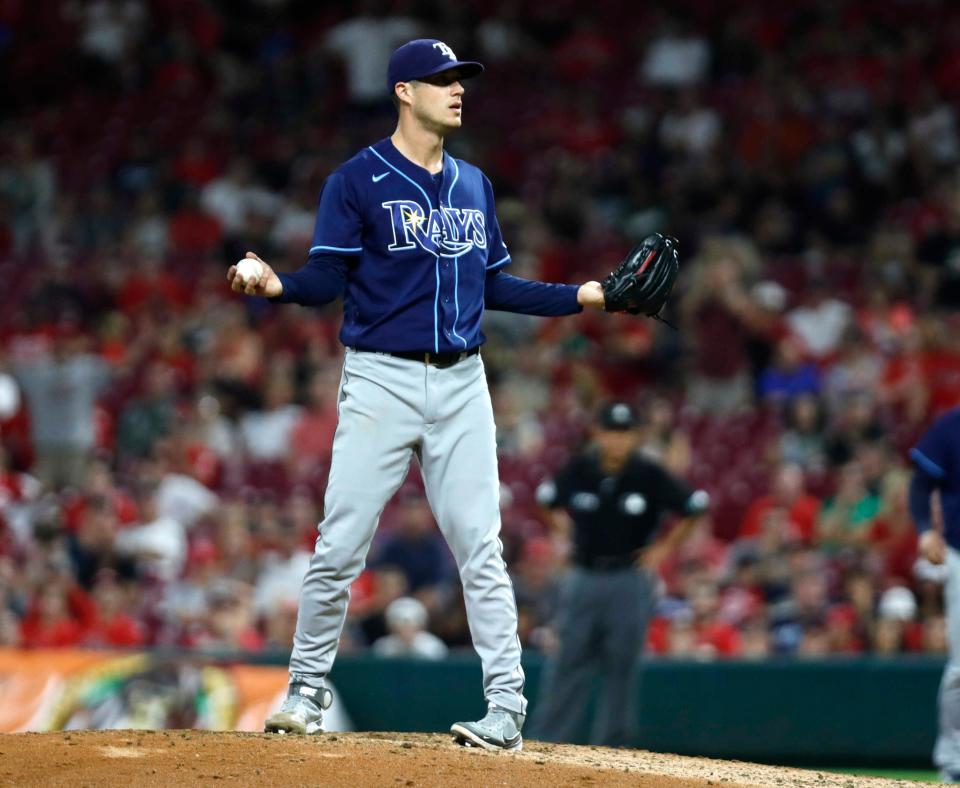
[{"xmin": 387, "ymin": 39, "xmax": 484, "ymax": 94}]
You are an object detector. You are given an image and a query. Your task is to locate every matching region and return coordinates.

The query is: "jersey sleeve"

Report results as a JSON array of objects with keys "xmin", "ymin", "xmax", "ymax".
[
  {"xmin": 309, "ymin": 171, "xmax": 363, "ymax": 256},
  {"xmin": 272, "ymin": 252, "xmax": 348, "ymax": 306},
  {"xmin": 484, "ymin": 270, "xmax": 582, "ymax": 316},
  {"xmin": 909, "ymin": 411, "xmax": 956, "ymax": 482},
  {"xmin": 908, "ymin": 470, "xmax": 935, "ymax": 534},
  {"xmin": 482, "ymin": 176, "xmax": 511, "ymax": 272},
  {"xmin": 908, "ymin": 410, "xmax": 957, "ymax": 532}
]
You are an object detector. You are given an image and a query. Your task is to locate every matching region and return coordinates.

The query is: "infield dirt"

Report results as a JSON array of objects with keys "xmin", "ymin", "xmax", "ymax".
[{"xmin": 0, "ymin": 730, "xmax": 929, "ymax": 787}]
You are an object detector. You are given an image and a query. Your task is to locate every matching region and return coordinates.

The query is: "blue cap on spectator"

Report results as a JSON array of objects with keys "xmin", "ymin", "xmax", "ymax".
[{"xmin": 387, "ymin": 39, "xmax": 484, "ymax": 94}]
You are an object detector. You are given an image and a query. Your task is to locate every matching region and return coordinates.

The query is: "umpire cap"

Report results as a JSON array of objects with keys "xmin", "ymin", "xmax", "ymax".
[
  {"xmin": 597, "ymin": 402, "xmax": 637, "ymax": 431},
  {"xmin": 387, "ymin": 39, "xmax": 484, "ymax": 93}
]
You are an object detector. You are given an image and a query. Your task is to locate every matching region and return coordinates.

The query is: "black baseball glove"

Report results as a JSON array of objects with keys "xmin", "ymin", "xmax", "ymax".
[{"xmin": 601, "ymin": 233, "xmax": 679, "ymax": 318}]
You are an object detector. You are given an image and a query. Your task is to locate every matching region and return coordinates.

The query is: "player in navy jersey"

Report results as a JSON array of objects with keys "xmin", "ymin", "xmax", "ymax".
[
  {"xmin": 909, "ymin": 407, "xmax": 960, "ymax": 781},
  {"xmin": 228, "ymin": 38, "xmax": 606, "ymax": 750}
]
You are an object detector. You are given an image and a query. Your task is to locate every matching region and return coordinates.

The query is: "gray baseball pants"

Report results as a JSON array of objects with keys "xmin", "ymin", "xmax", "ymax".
[
  {"xmin": 288, "ymin": 348, "xmax": 527, "ymax": 716},
  {"xmin": 935, "ymin": 546, "xmax": 960, "ymax": 774},
  {"xmin": 529, "ymin": 566, "xmax": 655, "ymax": 746}
]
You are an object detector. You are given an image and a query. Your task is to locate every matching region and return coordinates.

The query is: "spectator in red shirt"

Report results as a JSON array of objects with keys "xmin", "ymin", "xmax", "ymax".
[
  {"xmin": 680, "ymin": 237, "xmax": 776, "ymax": 415},
  {"xmin": 168, "ymin": 188, "xmax": 222, "ymax": 258},
  {"xmin": 20, "ymin": 579, "xmax": 94, "ymax": 648},
  {"xmin": 825, "ymin": 604, "xmax": 866, "ymax": 654},
  {"xmin": 739, "ymin": 462, "xmax": 821, "ymax": 543},
  {"xmin": 868, "ymin": 469, "xmax": 918, "ymax": 582},
  {"xmin": 82, "ymin": 569, "xmax": 146, "ymax": 648},
  {"xmin": 188, "ymin": 578, "xmax": 264, "ymax": 653},
  {"xmin": 655, "ymin": 587, "xmax": 741, "ymax": 658},
  {"xmin": 288, "ymin": 366, "xmax": 340, "ymax": 483},
  {"xmin": 880, "ymin": 324, "xmax": 930, "ymax": 427},
  {"xmin": 657, "ymin": 517, "xmax": 727, "ymax": 596},
  {"xmin": 173, "ymin": 136, "xmax": 221, "ymax": 187},
  {"xmin": 61, "ymin": 456, "xmax": 138, "ymax": 534}
]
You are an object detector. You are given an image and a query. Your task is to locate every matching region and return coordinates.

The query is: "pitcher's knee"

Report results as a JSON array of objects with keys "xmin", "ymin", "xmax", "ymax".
[
  {"xmin": 306, "ymin": 543, "xmax": 369, "ymax": 590},
  {"xmin": 457, "ymin": 530, "xmax": 506, "ymax": 567},
  {"xmin": 459, "ymin": 557, "xmax": 513, "ymax": 595}
]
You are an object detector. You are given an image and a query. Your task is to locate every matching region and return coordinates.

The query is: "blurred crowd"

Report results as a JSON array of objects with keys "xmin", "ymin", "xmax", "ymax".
[{"xmin": 0, "ymin": 0, "xmax": 958, "ymax": 659}]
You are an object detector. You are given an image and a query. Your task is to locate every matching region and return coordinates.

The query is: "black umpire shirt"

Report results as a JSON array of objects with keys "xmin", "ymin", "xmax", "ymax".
[{"xmin": 538, "ymin": 448, "xmax": 705, "ymax": 567}]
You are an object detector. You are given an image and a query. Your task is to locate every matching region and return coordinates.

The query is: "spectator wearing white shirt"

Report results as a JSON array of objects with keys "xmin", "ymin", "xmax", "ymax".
[
  {"xmin": 14, "ymin": 332, "xmax": 110, "ymax": 489},
  {"xmin": 373, "ymin": 597, "xmax": 448, "ymax": 659},
  {"xmin": 641, "ymin": 18, "xmax": 710, "ymax": 88},
  {"xmin": 240, "ymin": 376, "xmax": 303, "ymax": 463},
  {"xmin": 0, "ymin": 135, "xmax": 55, "ymax": 259},
  {"xmin": 908, "ymin": 87, "xmax": 959, "ymax": 165},
  {"xmin": 129, "ymin": 191, "xmax": 169, "ymax": 258},
  {"xmin": 200, "ymin": 159, "xmax": 281, "ymax": 237},
  {"xmin": 114, "ymin": 482, "xmax": 189, "ymax": 582},
  {"xmin": 786, "ymin": 280, "xmax": 854, "ymax": 361},
  {"xmin": 67, "ymin": 0, "xmax": 147, "ymax": 64},
  {"xmin": 270, "ymin": 185, "xmax": 317, "ymax": 257},
  {"xmin": 477, "ymin": 2, "xmax": 539, "ymax": 63},
  {"xmin": 323, "ymin": 1, "xmax": 420, "ymax": 106},
  {"xmin": 659, "ymin": 89, "xmax": 722, "ymax": 157}
]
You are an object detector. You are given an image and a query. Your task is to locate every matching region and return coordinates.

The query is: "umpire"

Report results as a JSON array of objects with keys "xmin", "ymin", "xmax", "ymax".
[{"xmin": 529, "ymin": 402, "xmax": 709, "ymax": 746}]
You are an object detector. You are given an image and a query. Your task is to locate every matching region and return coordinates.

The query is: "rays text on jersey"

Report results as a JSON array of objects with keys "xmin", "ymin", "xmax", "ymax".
[{"xmin": 382, "ymin": 200, "xmax": 487, "ymax": 257}]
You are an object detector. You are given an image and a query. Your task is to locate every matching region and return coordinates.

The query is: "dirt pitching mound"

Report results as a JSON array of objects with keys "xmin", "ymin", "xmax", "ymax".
[{"xmin": 0, "ymin": 730, "xmax": 928, "ymax": 787}]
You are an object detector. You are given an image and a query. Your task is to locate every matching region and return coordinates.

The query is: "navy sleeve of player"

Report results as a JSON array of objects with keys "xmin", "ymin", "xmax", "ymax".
[
  {"xmin": 908, "ymin": 407, "xmax": 959, "ymax": 533},
  {"xmin": 910, "ymin": 419, "xmax": 951, "ymax": 483},
  {"xmin": 484, "ymin": 270, "xmax": 583, "ymax": 316},
  {"xmin": 273, "ymin": 252, "xmax": 348, "ymax": 306},
  {"xmin": 479, "ymin": 175, "xmax": 582, "ymax": 315},
  {"xmin": 908, "ymin": 471, "xmax": 935, "ymax": 534}
]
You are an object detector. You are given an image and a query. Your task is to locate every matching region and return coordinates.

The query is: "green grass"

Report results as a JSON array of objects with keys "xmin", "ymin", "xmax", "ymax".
[{"xmin": 821, "ymin": 767, "xmax": 939, "ymax": 782}]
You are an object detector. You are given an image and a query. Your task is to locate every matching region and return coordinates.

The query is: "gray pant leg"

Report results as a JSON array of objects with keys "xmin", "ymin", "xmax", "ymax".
[
  {"xmin": 935, "ymin": 547, "xmax": 960, "ymax": 772},
  {"xmin": 590, "ymin": 569, "xmax": 654, "ymax": 747},
  {"xmin": 289, "ymin": 352, "xmax": 422, "ymax": 683},
  {"xmin": 419, "ymin": 356, "xmax": 528, "ymax": 716},
  {"xmin": 529, "ymin": 569, "xmax": 600, "ymax": 742}
]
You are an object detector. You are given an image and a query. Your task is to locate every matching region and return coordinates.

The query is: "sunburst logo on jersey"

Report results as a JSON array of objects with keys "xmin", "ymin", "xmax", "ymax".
[{"xmin": 401, "ymin": 205, "xmax": 428, "ymax": 234}]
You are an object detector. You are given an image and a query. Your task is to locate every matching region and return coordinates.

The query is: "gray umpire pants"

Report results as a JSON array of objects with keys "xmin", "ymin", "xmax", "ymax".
[
  {"xmin": 935, "ymin": 547, "xmax": 960, "ymax": 773},
  {"xmin": 530, "ymin": 566, "xmax": 655, "ymax": 746},
  {"xmin": 288, "ymin": 349, "xmax": 527, "ymax": 716}
]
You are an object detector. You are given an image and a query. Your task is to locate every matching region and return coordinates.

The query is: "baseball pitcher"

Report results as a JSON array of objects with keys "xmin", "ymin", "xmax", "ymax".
[{"xmin": 227, "ymin": 38, "xmax": 679, "ymax": 751}]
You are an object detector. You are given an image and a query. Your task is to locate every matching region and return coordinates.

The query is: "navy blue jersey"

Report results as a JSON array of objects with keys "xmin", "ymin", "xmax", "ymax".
[
  {"xmin": 274, "ymin": 137, "xmax": 578, "ymax": 353},
  {"xmin": 909, "ymin": 407, "xmax": 960, "ymax": 549}
]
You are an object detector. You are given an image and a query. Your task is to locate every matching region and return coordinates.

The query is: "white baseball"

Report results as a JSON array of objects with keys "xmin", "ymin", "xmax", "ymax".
[{"xmin": 236, "ymin": 258, "xmax": 264, "ymax": 286}]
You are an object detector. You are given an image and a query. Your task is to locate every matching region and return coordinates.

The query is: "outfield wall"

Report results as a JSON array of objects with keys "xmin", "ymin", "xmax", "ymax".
[{"xmin": 321, "ymin": 654, "xmax": 943, "ymax": 765}]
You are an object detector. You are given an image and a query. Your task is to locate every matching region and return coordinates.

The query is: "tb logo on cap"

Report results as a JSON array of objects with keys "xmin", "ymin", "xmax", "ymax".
[{"xmin": 432, "ymin": 41, "xmax": 457, "ymax": 61}]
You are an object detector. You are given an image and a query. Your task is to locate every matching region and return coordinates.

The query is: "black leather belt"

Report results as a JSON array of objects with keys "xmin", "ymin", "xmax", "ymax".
[
  {"xmin": 575, "ymin": 554, "xmax": 637, "ymax": 571},
  {"xmin": 353, "ymin": 346, "xmax": 480, "ymax": 369}
]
